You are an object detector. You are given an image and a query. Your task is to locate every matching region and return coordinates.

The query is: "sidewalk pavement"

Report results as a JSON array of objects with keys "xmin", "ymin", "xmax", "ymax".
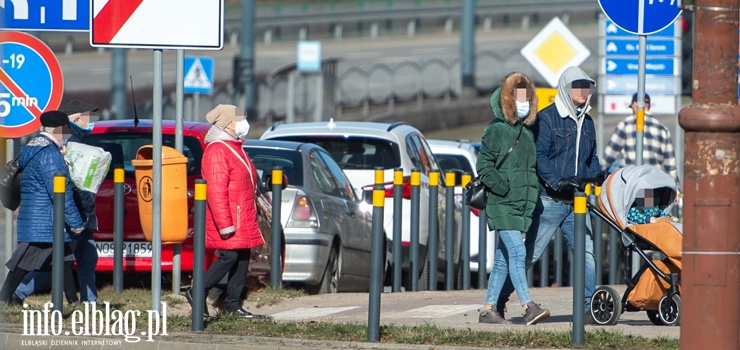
[{"xmin": 0, "ymin": 285, "xmax": 679, "ymax": 350}]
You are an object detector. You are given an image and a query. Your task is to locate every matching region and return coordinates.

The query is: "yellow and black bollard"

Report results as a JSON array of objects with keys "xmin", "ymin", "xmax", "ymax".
[
  {"xmin": 572, "ymin": 191, "xmax": 587, "ymax": 345},
  {"xmin": 51, "ymin": 173, "xmax": 65, "ymax": 313},
  {"xmin": 427, "ymin": 169, "xmax": 439, "ymax": 290},
  {"xmin": 391, "ymin": 168, "xmax": 403, "ymax": 292},
  {"xmin": 409, "ymin": 168, "xmax": 421, "ymax": 291},
  {"xmin": 460, "ymin": 173, "xmax": 472, "ymax": 290},
  {"xmin": 113, "ymin": 166, "xmax": 125, "ymax": 293},
  {"xmin": 192, "ymin": 179, "xmax": 207, "ymax": 331},
  {"xmin": 367, "ymin": 184, "xmax": 385, "ymax": 341},
  {"xmin": 444, "ymin": 171, "xmax": 455, "ymax": 290},
  {"xmin": 271, "ymin": 167, "xmax": 283, "ymax": 289}
]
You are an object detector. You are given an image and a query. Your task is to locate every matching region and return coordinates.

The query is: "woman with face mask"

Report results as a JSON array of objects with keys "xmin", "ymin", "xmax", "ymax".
[
  {"xmin": 184, "ymin": 104, "xmax": 267, "ymax": 319},
  {"xmin": 476, "ymin": 72, "xmax": 550, "ymax": 325},
  {"xmin": 0, "ymin": 111, "xmax": 85, "ymax": 305}
]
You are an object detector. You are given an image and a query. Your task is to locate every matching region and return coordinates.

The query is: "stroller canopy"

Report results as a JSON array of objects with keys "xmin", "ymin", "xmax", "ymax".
[{"xmin": 599, "ymin": 165, "xmax": 677, "ymax": 230}]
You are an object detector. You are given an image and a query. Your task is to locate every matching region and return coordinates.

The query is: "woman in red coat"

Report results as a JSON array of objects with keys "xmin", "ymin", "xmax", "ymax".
[{"xmin": 185, "ymin": 104, "xmax": 265, "ymax": 319}]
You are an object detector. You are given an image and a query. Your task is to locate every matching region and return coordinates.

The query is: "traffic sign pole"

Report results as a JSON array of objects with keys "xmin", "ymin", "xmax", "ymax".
[{"xmin": 632, "ymin": 2, "xmax": 647, "ymax": 278}]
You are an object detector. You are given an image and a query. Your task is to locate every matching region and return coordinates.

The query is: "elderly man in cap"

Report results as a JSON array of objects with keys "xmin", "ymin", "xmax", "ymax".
[
  {"xmin": 184, "ymin": 104, "xmax": 267, "ymax": 319},
  {"xmin": 0, "ymin": 110, "xmax": 85, "ymax": 305},
  {"xmin": 12, "ymin": 100, "xmax": 102, "ymax": 304}
]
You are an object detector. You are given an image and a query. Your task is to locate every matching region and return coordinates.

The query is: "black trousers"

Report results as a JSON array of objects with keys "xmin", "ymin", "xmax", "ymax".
[
  {"xmin": 203, "ymin": 249, "xmax": 251, "ymax": 312},
  {"xmin": 0, "ymin": 261, "xmax": 78, "ymax": 304}
]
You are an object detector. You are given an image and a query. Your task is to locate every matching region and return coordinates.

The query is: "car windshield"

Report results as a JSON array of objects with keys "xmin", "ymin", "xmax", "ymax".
[
  {"xmin": 435, "ymin": 154, "xmax": 473, "ymax": 174},
  {"xmin": 267, "ymin": 136, "xmax": 400, "ymax": 170},
  {"xmin": 244, "ymin": 147, "xmax": 304, "ymax": 187},
  {"xmin": 84, "ymin": 133, "xmax": 203, "ymax": 178}
]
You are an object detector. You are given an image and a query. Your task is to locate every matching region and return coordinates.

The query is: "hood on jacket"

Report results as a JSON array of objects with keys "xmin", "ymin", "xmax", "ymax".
[
  {"xmin": 490, "ymin": 72, "xmax": 538, "ymax": 126},
  {"xmin": 555, "ymin": 66, "xmax": 595, "ymax": 120},
  {"xmin": 68, "ymin": 122, "xmax": 91, "ymax": 143}
]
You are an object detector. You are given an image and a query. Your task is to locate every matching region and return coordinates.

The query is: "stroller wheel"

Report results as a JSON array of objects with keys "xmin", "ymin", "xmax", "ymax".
[
  {"xmin": 658, "ymin": 294, "xmax": 681, "ymax": 326},
  {"xmin": 589, "ymin": 286, "xmax": 622, "ymax": 325},
  {"xmin": 646, "ymin": 310, "xmax": 663, "ymax": 325}
]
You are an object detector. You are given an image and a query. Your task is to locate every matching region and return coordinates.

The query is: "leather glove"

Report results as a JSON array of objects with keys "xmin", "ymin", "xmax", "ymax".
[
  {"xmin": 555, "ymin": 176, "xmax": 580, "ymax": 191},
  {"xmin": 594, "ymin": 170, "xmax": 607, "ymax": 183}
]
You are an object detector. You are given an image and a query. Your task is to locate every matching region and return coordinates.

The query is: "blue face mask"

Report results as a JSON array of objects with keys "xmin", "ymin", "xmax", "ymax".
[{"xmin": 515, "ymin": 100, "xmax": 530, "ymax": 119}]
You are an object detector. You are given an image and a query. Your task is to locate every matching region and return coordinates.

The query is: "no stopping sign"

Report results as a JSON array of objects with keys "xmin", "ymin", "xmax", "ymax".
[{"xmin": 0, "ymin": 31, "xmax": 64, "ymax": 138}]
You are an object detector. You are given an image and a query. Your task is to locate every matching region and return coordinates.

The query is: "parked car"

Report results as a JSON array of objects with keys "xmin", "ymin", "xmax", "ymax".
[
  {"xmin": 244, "ymin": 140, "xmax": 373, "ymax": 294},
  {"xmin": 85, "ymin": 119, "xmax": 282, "ymax": 286},
  {"xmin": 260, "ymin": 120, "xmax": 462, "ymax": 290},
  {"xmin": 427, "ymin": 139, "xmax": 493, "ymax": 275}
]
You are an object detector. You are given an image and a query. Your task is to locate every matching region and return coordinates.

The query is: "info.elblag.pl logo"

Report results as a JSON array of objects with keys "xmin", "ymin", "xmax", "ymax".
[{"xmin": 22, "ymin": 301, "xmax": 168, "ymax": 343}]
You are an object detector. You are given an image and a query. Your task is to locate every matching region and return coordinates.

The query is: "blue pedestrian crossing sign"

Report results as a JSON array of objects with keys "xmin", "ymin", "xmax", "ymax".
[
  {"xmin": 184, "ymin": 56, "xmax": 214, "ymax": 95},
  {"xmin": 599, "ymin": 0, "xmax": 681, "ymax": 36}
]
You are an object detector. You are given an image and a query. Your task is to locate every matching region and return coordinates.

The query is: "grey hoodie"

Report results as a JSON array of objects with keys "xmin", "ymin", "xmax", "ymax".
[{"xmin": 553, "ymin": 66, "xmax": 596, "ymax": 174}]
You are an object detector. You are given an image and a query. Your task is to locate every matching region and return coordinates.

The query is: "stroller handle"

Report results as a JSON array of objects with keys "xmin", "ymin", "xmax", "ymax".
[{"xmin": 579, "ymin": 177, "xmax": 605, "ymax": 186}]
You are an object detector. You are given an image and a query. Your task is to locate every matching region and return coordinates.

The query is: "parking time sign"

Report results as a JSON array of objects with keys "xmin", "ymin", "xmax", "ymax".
[{"xmin": 0, "ymin": 31, "xmax": 64, "ymax": 138}]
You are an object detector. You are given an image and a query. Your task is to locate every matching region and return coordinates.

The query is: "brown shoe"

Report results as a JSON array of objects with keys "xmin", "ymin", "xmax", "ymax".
[{"xmin": 479, "ymin": 309, "xmax": 512, "ymax": 324}]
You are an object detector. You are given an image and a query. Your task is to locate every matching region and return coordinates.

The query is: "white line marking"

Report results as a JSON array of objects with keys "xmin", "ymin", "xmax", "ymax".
[
  {"xmin": 404, "ymin": 304, "xmax": 480, "ymax": 318},
  {"xmin": 271, "ymin": 306, "xmax": 360, "ymax": 320}
]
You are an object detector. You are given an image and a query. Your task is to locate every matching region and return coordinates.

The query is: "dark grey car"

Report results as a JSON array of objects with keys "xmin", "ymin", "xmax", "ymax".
[{"xmin": 244, "ymin": 140, "xmax": 373, "ymax": 294}]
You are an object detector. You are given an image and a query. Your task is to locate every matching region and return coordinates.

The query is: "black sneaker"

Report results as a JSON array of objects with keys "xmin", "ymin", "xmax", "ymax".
[
  {"xmin": 522, "ymin": 301, "xmax": 550, "ymax": 325},
  {"xmin": 184, "ymin": 289, "xmax": 210, "ymax": 319},
  {"xmin": 224, "ymin": 308, "xmax": 271, "ymax": 320},
  {"xmin": 8, "ymin": 294, "xmax": 24, "ymax": 306}
]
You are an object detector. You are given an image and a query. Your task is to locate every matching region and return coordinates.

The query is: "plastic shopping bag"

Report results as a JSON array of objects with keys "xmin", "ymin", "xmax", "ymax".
[{"xmin": 65, "ymin": 142, "xmax": 112, "ymax": 193}]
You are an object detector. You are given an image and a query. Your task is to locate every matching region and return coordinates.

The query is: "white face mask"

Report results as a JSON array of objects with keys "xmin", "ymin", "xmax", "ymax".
[
  {"xmin": 234, "ymin": 119, "xmax": 250, "ymax": 139},
  {"xmin": 515, "ymin": 100, "xmax": 530, "ymax": 119}
]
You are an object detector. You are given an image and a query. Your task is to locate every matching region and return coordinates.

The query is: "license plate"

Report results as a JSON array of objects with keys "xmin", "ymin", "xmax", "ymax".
[{"xmin": 95, "ymin": 241, "xmax": 153, "ymax": 258}]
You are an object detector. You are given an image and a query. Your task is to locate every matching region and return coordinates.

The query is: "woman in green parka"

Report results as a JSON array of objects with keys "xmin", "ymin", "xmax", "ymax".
[{"xmin": 476, "ymin": 72, "xmax": 550, "ymax": 325}]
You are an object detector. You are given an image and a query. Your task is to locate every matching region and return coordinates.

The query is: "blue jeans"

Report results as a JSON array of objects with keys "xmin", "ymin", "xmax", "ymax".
[
  {"xmin": 498, "ymin": 196, "xmax": 595, "ymax": 311},
  {"xmin": 484, "ymin": 230, "xmax": 531, "ymax": 306},
  {"xmin": 15, "ymin": 231, "xmax": 98, "ymax": 302}
]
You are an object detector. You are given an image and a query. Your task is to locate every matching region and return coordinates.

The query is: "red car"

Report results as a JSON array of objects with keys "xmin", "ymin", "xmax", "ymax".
[{"xmin": 86, "ymin": 119, "xmax": 281, "ymax": 284}]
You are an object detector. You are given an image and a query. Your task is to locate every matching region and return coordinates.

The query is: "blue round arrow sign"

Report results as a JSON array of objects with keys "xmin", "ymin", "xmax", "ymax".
[{"xmin": 599, "ymin": 0, "xmax": 682, "ymax": 36}]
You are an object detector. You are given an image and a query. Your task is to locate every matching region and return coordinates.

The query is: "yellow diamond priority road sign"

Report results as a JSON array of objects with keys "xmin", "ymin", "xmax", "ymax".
[{"xmin": 520, "ymin": 17, "xmax": 590, "ymax": 87}]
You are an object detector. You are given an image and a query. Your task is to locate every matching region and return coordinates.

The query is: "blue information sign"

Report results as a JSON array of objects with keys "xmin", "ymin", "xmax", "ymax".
[
  {"xmin": 1, "ymin": 0, "xmax": 89, "ymax": 31},
  {"xmin": 599, "ymin": 0, "xmax": 682, "ymax": 36},
  {"xmin": 605, "ymin": 38, "xmax": 676, "ymax": 56},
  {"xmin": 604, "ymin": 75, "xmax": 676, "ymax": 94},
  {"xmin": 183, "ymin": 57, "xmax": 214, "ymax": 95},
  {"xmin": 604, "ymin": 58, "xmax": 676, "ymax": 76},
  {"xmin": 605, "ymin": 20, "xmax": 676, "ymax": 38}
]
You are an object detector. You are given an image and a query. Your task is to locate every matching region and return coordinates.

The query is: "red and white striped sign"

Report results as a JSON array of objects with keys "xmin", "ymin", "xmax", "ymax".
[{"xmin": 90, "ymin": 0, "xmax": 223, "ymax": 50}]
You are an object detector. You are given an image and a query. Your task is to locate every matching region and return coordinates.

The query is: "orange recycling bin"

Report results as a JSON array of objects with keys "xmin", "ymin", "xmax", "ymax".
[{"xmin": 131, "ymin": 145, "xmax": 188, "ymax": 244}]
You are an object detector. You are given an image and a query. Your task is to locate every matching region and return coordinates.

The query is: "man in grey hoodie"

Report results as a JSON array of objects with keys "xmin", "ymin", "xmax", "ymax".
[{"xmin": 495, "ymin": 66, "xmax": 603, "ymax": 322}]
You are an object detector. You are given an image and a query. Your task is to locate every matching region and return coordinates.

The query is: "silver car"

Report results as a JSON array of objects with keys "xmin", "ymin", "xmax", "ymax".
[
  {"xmin": 427, "ymin": 139, "xmax": 494, "ymax": 275},
  {"xmin": 244, "ymin": 140, "xmax": 373, "ymax": 294},
  {"xmin": 260, "ymin": 120, "xmax": 462, "ymax": 291}
]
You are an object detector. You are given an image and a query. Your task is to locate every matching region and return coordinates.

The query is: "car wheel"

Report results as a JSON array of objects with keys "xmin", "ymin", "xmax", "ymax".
[{"xmin": 307, "ymin": 247, "xmax": 339, "ymax": 295}]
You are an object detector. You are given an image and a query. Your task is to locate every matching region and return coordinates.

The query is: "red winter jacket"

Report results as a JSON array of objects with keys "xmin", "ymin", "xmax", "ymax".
[{"xmin": 201, "ymin": 139, "xmax": 264, "ymax": 250}]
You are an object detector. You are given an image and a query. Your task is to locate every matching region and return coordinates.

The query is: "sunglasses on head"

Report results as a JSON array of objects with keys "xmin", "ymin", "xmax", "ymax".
[{"xmin": 571, "ymin": 80, "xmax": 592, "ymax": 89}]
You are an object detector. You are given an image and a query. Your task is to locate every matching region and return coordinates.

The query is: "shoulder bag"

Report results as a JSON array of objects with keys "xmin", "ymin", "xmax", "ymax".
[
  {"xmin": 0, "ymin": 155, "xmax": 22, "ymax": 211},
  {"xmin": 465, "ymin": 124, "xmax": 524, "ymax": 211}
]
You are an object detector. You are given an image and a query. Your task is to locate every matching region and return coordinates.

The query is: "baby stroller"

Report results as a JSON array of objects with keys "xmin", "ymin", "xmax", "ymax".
[{"xmin": 587, "ymin": 165, "xmax": 682, "ymax": 326}]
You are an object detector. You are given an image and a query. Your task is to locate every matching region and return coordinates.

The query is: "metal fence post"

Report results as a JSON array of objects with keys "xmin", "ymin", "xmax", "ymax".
[
  {"xmin": 392, "ymin": 167, "xmax": 403, "ymax": 292},
  {"xmin": 368, "ymin": 184, "xmax": 385, "ymax": 341},
  {"xmin": 271, "ymin": 167, "xmax": 283, "ymax": 289},
  {"xmin": 191, "ymin": 180, "xmax": 207, "ymax": 331},
  {"xmin": 444, "ymin": 172, "xmax": 455, "ymax": 290},
  {"xmin": 608, "ymin": 226, "xmax": 619, "ymax": 285},
  {"xmin": 409, "ymin": 168, "xmax": 420, "ymax": 291},
  {"xmin": 477, "ymin": 207, "xmax": 487, "ymax": 289},
  {"xmin": 460, "ymin": 173, "xmax": 471, "ymax": 290},
  {"xmin": 572, "ymin": 192, "xmax": 587, "ymax": 345},
  {"xmin": 554, "ymin": 231, "xmax": 564, "ymax": 286},
  {"xmin": 52, "ymin": 173, "xmax": 65, "ymax": 314},
  {"xmin": 427, "ymin": 170, "xmax": 439, "ymax": 290},
  {"xmin": 113, "ymin": 166, "xmax": 125, "ymax": 294}
]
